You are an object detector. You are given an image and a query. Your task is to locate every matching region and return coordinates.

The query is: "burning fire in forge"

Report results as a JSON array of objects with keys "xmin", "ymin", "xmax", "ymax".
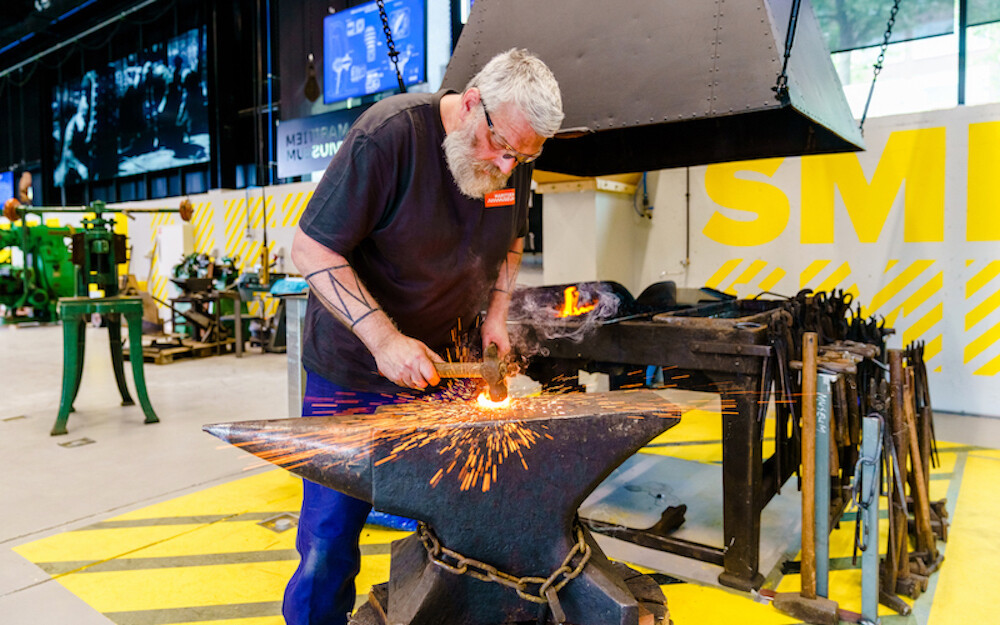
[{"xmin": 555, "ymin": 286, "xmax": 598, "ymax": 318}]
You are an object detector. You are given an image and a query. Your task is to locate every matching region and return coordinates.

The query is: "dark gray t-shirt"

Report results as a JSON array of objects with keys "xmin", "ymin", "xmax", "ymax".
[{"xmin": 299, "ymin": 90, "xmax": 531, "ymax": 393}]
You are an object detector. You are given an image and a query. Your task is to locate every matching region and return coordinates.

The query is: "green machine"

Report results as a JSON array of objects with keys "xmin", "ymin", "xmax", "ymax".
[
  {"xmin": 0, "ymin": 221, "xmax": 78, "ymax": 322},
  {"xmin": 1, "ymin": 198, "xmax": 193, "ymax": 321}
]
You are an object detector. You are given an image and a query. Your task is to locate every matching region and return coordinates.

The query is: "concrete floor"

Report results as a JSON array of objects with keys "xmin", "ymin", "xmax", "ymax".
[
  {"xmin": 3, "ymin": 322, "xmax": 1000, "ymax": 624},
  {"xmin": 1, "ymin": 323, "xmax": 286, "ymax": 624}
]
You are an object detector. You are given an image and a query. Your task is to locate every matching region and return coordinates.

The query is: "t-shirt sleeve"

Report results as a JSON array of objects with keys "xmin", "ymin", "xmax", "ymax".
[
  {"xmin": 297, "ymin": 126, "xmax": 397, "ymax": 257},
  {"xmin": 514, "ymin": 163, "xmax": 533, "ymax": 239}
]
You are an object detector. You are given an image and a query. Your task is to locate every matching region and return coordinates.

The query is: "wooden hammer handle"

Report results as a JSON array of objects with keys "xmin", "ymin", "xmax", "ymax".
[
  {"xmin": 434, "ymin": 362, "xmax": 482, "ymax": 378},
  {"xmin": 801, "ymin": 331, "xmax": 818, "ymax": 600}
]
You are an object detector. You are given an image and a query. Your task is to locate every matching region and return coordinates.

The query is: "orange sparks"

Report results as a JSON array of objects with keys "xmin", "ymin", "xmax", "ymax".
[{"xmin": 555, "ymin": 286, "xmax": 598, "ymax": 318}]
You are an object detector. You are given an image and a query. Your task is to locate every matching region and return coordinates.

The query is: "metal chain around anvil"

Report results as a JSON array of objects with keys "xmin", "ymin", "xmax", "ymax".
[{"xmin": 417, "ymin": 521, "xmax": 592, "ymax": 609}]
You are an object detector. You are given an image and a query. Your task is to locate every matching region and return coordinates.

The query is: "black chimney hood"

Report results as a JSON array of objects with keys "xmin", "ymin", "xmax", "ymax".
[{"xmin": 441, "ymin": 0, "xmax": 864, "ymax": 177}]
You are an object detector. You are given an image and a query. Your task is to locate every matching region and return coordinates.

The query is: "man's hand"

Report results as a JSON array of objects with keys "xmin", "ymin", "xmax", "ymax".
[
  {"xmin": 480, "ymin": 314, "xmax": 511, "ymax": 360},
  {"xmin": 369, "ymin": 330, "xmax": 443, "ymax": 391}
]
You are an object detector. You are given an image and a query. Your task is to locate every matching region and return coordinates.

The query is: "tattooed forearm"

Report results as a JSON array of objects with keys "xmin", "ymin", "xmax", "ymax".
[
  {"xmin": 491, "ymin": 239, "xmax": 524, "ymax": 296},
  {"xmin": 306, "ymin": 264, "xmax": 384, "ymax": 329}
]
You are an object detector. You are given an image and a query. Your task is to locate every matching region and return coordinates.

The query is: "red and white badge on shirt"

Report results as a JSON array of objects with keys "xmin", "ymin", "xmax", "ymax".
[{"xmin": 484, "ymin": 188, "xmax": 516, "ymax": 208}]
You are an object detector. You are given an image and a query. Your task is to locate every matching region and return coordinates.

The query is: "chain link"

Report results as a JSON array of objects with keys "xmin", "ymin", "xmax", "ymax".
[
  {"xmin": 417, "ymin": 522, "xmax": 592, "ymax": 606},
  {"xmin": 851, "ymin": 414, "xmax": 884, "ymax": 552},
  {"xmin": 859, "ymin": 0, "xmax": 904, "ymax": 133},
  {"xmin": 773, "ymin": 0, "xmax": 803, "ymax": 102},
  {"xmin": 376, "ymin": 0, "xmax": 406, "ymax": 93}
]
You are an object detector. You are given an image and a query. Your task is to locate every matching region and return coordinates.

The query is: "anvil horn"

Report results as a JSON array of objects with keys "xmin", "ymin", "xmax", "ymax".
[{"xmin": 203, "ymin": 418, "xmax": 374, "ymax": 503}]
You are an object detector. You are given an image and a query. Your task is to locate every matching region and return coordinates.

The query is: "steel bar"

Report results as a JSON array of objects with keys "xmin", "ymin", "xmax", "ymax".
[
  {"xmin": 815, "ymin": 372, "xmax": 836, "ymax": 598},
  {"xmin": 860, "ymin": 414, "xmax": 882, "ymax": 622}
]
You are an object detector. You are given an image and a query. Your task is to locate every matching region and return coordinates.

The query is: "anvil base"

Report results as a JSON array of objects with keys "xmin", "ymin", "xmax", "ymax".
[{"xmin": 350, "ymin": 544, "xmax": 670, "ymax": 625}]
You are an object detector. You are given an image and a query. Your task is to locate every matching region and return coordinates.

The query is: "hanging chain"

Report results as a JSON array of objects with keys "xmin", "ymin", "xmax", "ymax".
[
  {"xmin": 851, "ymin": 413, "xmax": 884, "ymax": 556},
  {"xmin": 859, "ymin": 0, "xmax": 903, "ymax": 133},
  {"xmin": 417, "ymin": 522, "xmax": 591, "ymax": 609},
  {"xmin": 773, "ymin": 0, "xmax": 803, "ymax": 103},
  {"xmin": 376, "ymin": 0, "xmax": 406, "ymax": 93}
]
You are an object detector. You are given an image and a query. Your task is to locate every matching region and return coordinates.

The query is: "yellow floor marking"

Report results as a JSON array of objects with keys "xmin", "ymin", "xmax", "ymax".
[
  {"xmin": 648, "ymin": 407, "xmax": 722, "ymax": 443},
  {"xmin": 355, "ymin": 553, "xmax": 393, "ymax": 598},
  {"xmin": 664, "ymin": 583, "xmax": 792, "ymax": 625},
  {"xmin": 116, "ymin": 520, "xmax": 298, "ymax": 558},
  {"xmin": 360, "ymin": 527, "xmax": 411, "ymax": 545},
  {"xmin": 9, "ymin": 437, "xmax": 985, "ymax": 624},
  {"xmin": 641, "ymin": 443, "xmax": 724, "ymax": 464},
  {"xmin": 112, "ymin": 469, "xmax": 301, "ymax": 520},
  {"xmin": 927, "ymin": 454, "xmax": 1000, "ymax": 625},
  {"xmin": 15, "ymin": 471, "xmax": 302, "ymax": 566},
  {"xmin": 16, "ymin": 525, "xmax": 220, "ymax": 564},
  {"xmin": 168, "ymin": 618, "xmax": 283, "ymax": 625},
  {"xmin": 55, "ymin": 562, "xmax": 297, "ymax": 612}
]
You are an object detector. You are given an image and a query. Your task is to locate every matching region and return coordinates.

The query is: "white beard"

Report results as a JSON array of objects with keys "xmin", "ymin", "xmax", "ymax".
[{"xmin": 443, "ymin": 116, "xmax": 511, "ymax": 199}]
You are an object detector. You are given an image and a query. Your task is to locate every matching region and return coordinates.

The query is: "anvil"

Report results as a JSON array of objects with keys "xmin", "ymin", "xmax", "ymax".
[{"xmin": 205, "ymin": 390, "xmax": 679, "ymax": 625}]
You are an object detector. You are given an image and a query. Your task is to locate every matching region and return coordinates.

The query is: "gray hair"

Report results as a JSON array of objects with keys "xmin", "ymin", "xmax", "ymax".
[{"xmin": 466, "ymin": 48, "xmax": 564, "ymax": 138}]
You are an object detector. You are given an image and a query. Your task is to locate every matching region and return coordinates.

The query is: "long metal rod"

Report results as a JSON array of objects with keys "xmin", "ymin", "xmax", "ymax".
[
  {"xmin": 0, "ymin": 0, "xmax": 162, "ymax": 80},
  {"xmin": 815, "ymin": 372, "xmax": 835, "ymax": 598},
  {"xmin": 860, "ymin": 414, "xmax": 881, "ymax": 622},
  {"xmin": 958, "ymin": 0, "xmax": 968, "ymax": 105}
]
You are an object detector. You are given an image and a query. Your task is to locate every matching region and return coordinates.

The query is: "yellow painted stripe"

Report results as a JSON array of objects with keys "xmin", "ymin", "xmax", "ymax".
[
  {"xmin": 269, "ymin": 195, "xmax": 279, "ymax": 228},
  {"xmin": 758, "ymin": 267, "xmax": 786, "ymax": 292},
  {"xmin": 927, "ymin": 455, "xmax": 1000, "ymax": 624},
  {"xmin": 282, "ymin": 192, "xmax": 303, "ymax": 227},
  {"xmin": 966, "ymin": 261, "xmax": 1000, "ymax": 299},
  {"xmin": 924, "ymin": 333, "xmax": 942, "ymax": 361},
  {"xmin": 973, "ymin": 351, "xmax": 1000, "ymax": 376},
  {"xmin": 902, "ymin": 302, "xmax": 942, "ymax": 346},
  {"xmin": 727, "ymin": 259, "xmax": 768, "ymax": 294},
  {"xmin": 965, "ymin": 287, "xmax": 1000, "ymax": 331},
  {"xmin": 863, "ymin": 260, "xmax": 935, "ymax": 315},
  {"xmin": 704, "ymin": 259, "xmax": 742, "ymax": 290},
  {"xmin": 290, "ymin": 191, "xmax": 314, "ymax": 227},
  {"xmin": 799, "ymin": 259, "xmax": 830, "ymax": 289},
  {"xmin": 900, "ymin": 271, "xmax": 942, "ymax": 316},
  {"xmin": 964, "ymin": 319, "xmax": 1000, "ymax": 363},
  {"xmin": 815, "ymin": 261, "xmax": 852, "ymax": 293}
]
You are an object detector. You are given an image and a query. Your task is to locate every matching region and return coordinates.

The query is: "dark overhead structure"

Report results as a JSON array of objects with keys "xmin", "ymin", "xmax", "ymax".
[{"xmin": 442, "ymin": 0, "xmax": 864, "ymax": 176}]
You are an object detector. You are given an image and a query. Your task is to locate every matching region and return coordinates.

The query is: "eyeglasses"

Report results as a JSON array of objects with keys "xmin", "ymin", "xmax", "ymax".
[{"xmin": 481, "ymin": 100, "xmax": 542, "ymax": 164}]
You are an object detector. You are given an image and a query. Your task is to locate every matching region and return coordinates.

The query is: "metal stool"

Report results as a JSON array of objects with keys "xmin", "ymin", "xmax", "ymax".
[{"xmin": 53, "ymin": 296, "xmax": 159, "ymax": 436}]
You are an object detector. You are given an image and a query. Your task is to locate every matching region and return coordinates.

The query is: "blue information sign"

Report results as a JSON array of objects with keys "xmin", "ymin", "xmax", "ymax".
[
  {"xmin": 323, "ymin": 0, "xmax": 425, "ymax": 104},
  {"xmin": 277, "ymin": 106, "xmax": 368, "ymax": 179}
]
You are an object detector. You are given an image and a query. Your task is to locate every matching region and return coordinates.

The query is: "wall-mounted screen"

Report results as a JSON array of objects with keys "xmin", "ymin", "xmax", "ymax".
[
  {"xmin": 52, "ymin": 26, "xmax": 210, "ymax": 187},
  {"xmin": 323, "ymin": 0, "xmax": 426, "ymax": 104},
  {"xmin": 0, "ymin": 171, "xmax": 13, "ymax": 203}
]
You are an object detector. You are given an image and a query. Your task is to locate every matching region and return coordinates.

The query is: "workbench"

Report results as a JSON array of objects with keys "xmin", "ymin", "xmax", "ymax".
[{"xmin": 509, "ymin": 300, "xmax": 796, "ymax": 590}]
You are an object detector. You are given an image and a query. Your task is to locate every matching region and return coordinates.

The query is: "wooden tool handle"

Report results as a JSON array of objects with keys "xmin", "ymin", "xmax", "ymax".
[
  {"xmin": 801, "ymin": 331, "xmax": 818, "ymax": 600},
  {"xmin": 434, "ymin": 362, "xmax": 482, "ymax": 378}
]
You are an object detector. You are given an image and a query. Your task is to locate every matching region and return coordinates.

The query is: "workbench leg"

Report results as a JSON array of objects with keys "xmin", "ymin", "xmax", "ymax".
[
  {"xmin": 70, "ymin": 316, "xmax": 86, "ymax": 413},
  {"xmin": 107, "ymin": 313, "xmax": 135, "ymax": 406},
  {"xmin": 125, "ymin": 311, "xmax": 159, "ymax": 425},
  {"xmin": 717, "ymin": 375, "xmax": 765, "ymax": 591},
  {"xmin": 53, "ymin": 315, "xmax": 85, "ymax": 435}
]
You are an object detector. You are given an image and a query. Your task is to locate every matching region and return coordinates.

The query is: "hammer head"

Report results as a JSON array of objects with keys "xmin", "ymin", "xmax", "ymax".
[{"xmin": 482, "ymin": 343, "xmax": 508, "ymax": 402}]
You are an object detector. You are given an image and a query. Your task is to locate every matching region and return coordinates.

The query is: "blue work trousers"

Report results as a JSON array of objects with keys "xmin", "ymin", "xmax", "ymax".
[{"xmin": 282, "ymin": 371, "xmax": 402, "ymax": 625}]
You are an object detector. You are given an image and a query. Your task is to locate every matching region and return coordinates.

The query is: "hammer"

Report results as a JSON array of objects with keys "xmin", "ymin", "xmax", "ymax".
[{"xmin": 434, "ymin": 343, "xmax": 508, "ymax": 401}]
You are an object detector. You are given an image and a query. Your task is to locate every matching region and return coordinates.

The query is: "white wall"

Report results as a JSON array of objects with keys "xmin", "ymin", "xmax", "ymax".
[{"xmin": 542, "ymin": 102, "xmax": 1000, "ymax": 417}]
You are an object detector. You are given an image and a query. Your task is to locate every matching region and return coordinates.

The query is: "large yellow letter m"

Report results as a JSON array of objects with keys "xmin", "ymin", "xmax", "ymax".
[{"xmin": 801, "ymin": 128, "xmax": 945, "ymax": 244}]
